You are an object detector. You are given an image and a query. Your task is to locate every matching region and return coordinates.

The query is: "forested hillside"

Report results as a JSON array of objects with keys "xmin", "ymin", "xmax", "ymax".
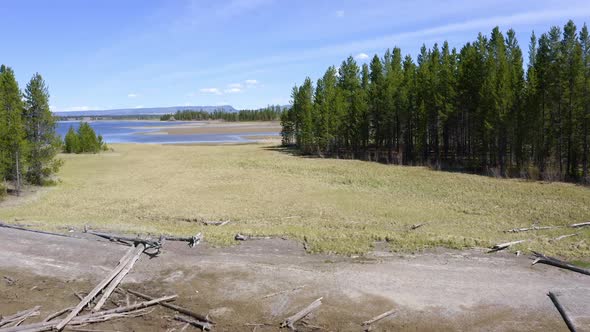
[
  {"xmin": 0, "ymin": 66, "xmax": 61, "ymax": 196},
  {"xmin": 281, "ymin": 20, "xmax": 590, "ymax": 183}
]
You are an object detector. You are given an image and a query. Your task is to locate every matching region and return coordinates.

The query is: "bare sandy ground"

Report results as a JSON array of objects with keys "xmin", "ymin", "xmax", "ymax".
[
  {"xmin": 0, "ymin": 227, "xmax": 589, "ymax": 331},
  {"xmin": 137, "ymin": 121, "xmax": 282, "ymax": 135}
]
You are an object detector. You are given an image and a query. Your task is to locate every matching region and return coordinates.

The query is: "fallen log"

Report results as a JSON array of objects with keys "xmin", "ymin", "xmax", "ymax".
[
  {"xmin": 202, "ymin": 220, "xmax": 230, "ymax": 226},
  {"xmin": 504, "ymin": 225, "xmax": 560, "ymax": 233},
  {"xmin": 362, "ymin": 309, "xmax": 396, "ymax": 328},
  {"xmin": 55, "ymin": 245, "xmax": 140, "ymax": 330},
  {"xmin": 125, "ymin": 289, "xmax": 213, "ymax": 324},
  {"xmin": 548, "ymin": 292, "xmax": 577, "ymax": 332},
  {"xmin": 487, "ymin": 240, "xmax": 526, "ymax": 253},
  {"xmin": 162, "ymin": 233, "xmax": 202, "ymax": 248},
  {"xmin": 0, "ymin": 306, "xmax": 40, "ymax": 328},
  {"xmin": 569, "ymin": 222, "xmax": 590, "ymax": 228},
  {"xmin": 235, "ymin": 233, "xmax": 271, "ymax": 241},
  {"xmin": 552, "ymin": 233, "xmax": 578, "ymax": 241},
  {"xmin": 42, "ymin": 307, "xmax": 73, "ymax": 323},
  {"xmin": 410, "ymin": 223, "xmax": 425, "ymax": 230},
  {"xmin": 174, "ymin": 315, "xmax": 212, "ymax": 332},
  {"xmin": 0, "ymin": 222, "xmax": 75, "ymax": 239},
  {"xmin": 93, "ymin": 244, "xmax": 145, "ymax": 312},
  {"xmin": 3, "ymin": 295, "xmax": 176, "ymax": 332},
  {"xmin": 532, "ymin": 252, "xmax": 590, "ymax": 276},
  {"xmin": 84, "ymin": 228, "xmax": 161, "ymax": 249},
  {"xmin": 280, "ymin": 297, "xmax": 323, "ymax": 330}
]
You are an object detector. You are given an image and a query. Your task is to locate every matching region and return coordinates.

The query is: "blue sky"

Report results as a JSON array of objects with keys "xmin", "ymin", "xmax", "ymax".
[{"xmin": 1, "ymin": 0, "xmax": 590, "ymax": 111}]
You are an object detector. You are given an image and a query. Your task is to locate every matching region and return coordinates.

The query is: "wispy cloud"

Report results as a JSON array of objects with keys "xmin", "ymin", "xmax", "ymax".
[
  {"xmin": 355, "ymin": 53, "xmax": 369, "ymax": 60},
  {"xmin": 245, "ymin": 79, "xmax": 258, "ymax": 85},
  {"xmin": 127, "ymin": 93, "xmax": 138, "ymax": 98},
  {"xmin": 224, "ymin": 87, "xmax": 242, "ymax": 93},
  {"xmin": 335, "ymin": 10, "xmax": 344, "ymax": 18},
  {"xmin": 134, "ymin": 105, "xmax": 144, "ymax": 108},
  {"xmin": 199, "ymin": 87, "xmax": 222, "ymax": 95},
  {"xmin": 228, "ymin": 83, "xmax": 242, "ymax": 88}
]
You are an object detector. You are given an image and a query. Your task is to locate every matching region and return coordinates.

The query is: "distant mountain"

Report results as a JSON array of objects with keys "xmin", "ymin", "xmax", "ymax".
[{"xmin": 53, "ymin": 105, "xmax": 237, "ymax": 117}]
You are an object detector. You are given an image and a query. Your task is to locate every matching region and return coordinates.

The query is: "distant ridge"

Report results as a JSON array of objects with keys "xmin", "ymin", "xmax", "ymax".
[{"xmin": 53, "ymin": 105, "xmax": 237, "ymax": 117}]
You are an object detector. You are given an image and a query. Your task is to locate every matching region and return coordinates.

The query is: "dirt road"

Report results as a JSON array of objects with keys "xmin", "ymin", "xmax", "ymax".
[{"xmin": 0, "ymin": 227, "xmax": 588, "ymax": 331}]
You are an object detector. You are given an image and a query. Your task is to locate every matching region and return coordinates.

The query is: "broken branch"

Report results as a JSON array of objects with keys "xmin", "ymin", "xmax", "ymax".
[
  {"xmin": 547, "ymin": 292, "xmax": 577, "ymax": 332},
  {"xmin": 362, "ymin": 309, "xmax": 396, "ymax": 327},
  {"xmin": 532, "ymin": 252, "xmax": 590, "ymax": 276},
  {"xmin": 280, "ymin": 297, "xmax": 323, "ymax": 330},
  {"xmin": 174, "ymin": 315, "xmax": 212, "ymax": 332},
  {"xmin": 125, "ymin": 289, "xmax": 213, "ymax": 324},
  {"xmin": 487, "ymin": 240, "xmax": 526, "ymax": 253},
  {"xmin": 93, "ymin": 244, "xmax": 145, "ymax": 312}
]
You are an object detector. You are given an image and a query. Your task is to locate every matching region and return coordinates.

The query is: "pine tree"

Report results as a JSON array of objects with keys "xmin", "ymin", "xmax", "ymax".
[
  {"xmin": 64, "ymin": 126, "xmax": 80, "ymax": 153},
  {"xmin": 0, "ymin": 65, "xmax": 27, "ymax": 195},
  {"xmin": 23, "ymin": 73, "xmax": 62, "ymax": 185},
  {"xmin": 580, "ymin": 24, "xmax": 590, "ymax": 181}
]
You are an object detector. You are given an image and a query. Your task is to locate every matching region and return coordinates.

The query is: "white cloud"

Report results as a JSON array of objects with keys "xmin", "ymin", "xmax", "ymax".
[
  {"xmin": 355, "ymin": 52, "xmax": 369, "ymax": 60},
  {"xmin": 134, "ymin": 105, "xmax": 144, "ymax": 108},
  {"xmin": 199, "ymin": 88, "xmax": 222, "ymax": 95},
  {"xmin": 224, "ymin": 87, "xmax": 242, "ymax": 93},
  {"xmin": 245, "ymin": 79, "xmax": 258, "ymax": 85},
  {"xmin": 227, "ymin": 83, "xmax": 242, "ymax": 88},
  {"xmin": 335, "ymin": 10, "xmax": 344, "ymax": 17},
  {"xmin": 127, "ymin": 93, "xmax": 138, "ymax": 98}
]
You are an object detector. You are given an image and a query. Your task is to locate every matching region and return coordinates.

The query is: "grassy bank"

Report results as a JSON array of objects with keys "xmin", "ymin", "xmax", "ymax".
[{"xmin": 1, "ymin": 144, "xmax": 589, "ymax": 258}]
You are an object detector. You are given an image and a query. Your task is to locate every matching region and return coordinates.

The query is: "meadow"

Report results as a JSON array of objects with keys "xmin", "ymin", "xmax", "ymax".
[{"xmin": 1, "ymin": 143, "xmax": 589, "ymax": 258}]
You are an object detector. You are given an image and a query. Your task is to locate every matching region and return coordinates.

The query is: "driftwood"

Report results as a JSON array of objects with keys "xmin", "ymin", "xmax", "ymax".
[
  {"xmin": 202, "ymin": 220, "xmax": 230, "ymax": 226},
  {"xmin": 0, "ymin": 222, "xmax": 75, "ymax": 239},
  {"xmin": 235, "ymin": 234, "xmax": 271, "ymax": 241},
  {"xmin": 487, "ymin": 240, "xmax": 526, "ymax": 253},
  {"xmin": 532, "ymin": 252, "xmax": 590, "ymax": 276},
  {"xmin": 55, "ymin": 245, "xmax": 140, "ymax": 330},
  {"xmin": 42, "ymin": 307, "xmax": 73, "ymax": 323},
  {"xmin": 362, "ymin": 309, "xmax": 396, "ymax": 329},
  {"xmin": 161, "ymin": 233, "xmax": 202, "ymax": 248},
  {"xmin": 125, "ymin": 289, "xmax": 213, "ymax": 324},
  {"xmin": 0, "ymin": 296, "xmax": 173, "ymax": 332},
  {"xmin": 504, "ymin": 225, "xmax": 560, "ymax": 233},
  {"xmin": 0, "ymin": 306, "xmax": 40, "ymax": 328},
  {"xmin": 553, "ymin": 233, "xmax": 578, "ymax": 241},
  {"xmin": 547, "ymin": 292, "xmax": 577, "ymax": 332},
  {"xmin": 262, "ymin": 285, "xmax": 306, "ymax": 299},
  {"xmin": 569, "ymin": 222, "xmax": 590, "ymax": 228},
  {"xmin": 0, "ymin": 307, "xmax": 40, "ymax": 329},
  {"xmin": 280, "ymin": 297, "xmax": 323, "ymax": 330},
  {"xmin": 410, "ymin": 223, "xmax": 425, "ymax": 230},
  {"xmin": 93, "ymin": 244, "xmax": 145, "ymax": 312},
  {"xmin": 174, "ymin": 315, "xmax": 212, "ymax": 331},
  {"xmin": 84, "ymin": 228, "xmax": 161, "ymax": 249}
]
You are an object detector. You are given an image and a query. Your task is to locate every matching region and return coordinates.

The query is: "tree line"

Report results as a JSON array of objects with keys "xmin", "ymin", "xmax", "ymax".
[
  {"xmin": 64, "ymin": 123, "xmax": 108, "ymax": 154},
  {"xmin": 160, "ymin": 105, "xmax": 285, "ymax": 122},
  {"xmin": 0, "ymin": 65, "xmax": 62, "ymax": 195},
  {"xmin": 281, "ymin": 20, "xmax": 590, "ymax": 182}
]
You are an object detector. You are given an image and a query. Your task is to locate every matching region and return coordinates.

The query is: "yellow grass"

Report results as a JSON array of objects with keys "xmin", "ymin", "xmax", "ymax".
[{"xmin": 1, "ymin": 144, "xmax": 589, "ymax": 257}]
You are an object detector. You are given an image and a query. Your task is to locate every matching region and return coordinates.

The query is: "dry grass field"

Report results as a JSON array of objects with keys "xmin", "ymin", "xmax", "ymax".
[{"xmin": 1, "ymin": 143, "xmax": 589, "ymax": 258}]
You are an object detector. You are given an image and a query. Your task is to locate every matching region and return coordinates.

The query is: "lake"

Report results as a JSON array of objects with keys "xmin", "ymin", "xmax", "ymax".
[{"xmin": 56, "ymin": 121, "xmax": 280, "ymax": 144}]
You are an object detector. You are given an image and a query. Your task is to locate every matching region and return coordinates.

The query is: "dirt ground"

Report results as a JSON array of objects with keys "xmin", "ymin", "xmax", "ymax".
[{"xmin": 0, "ymin": 227, "xmax": 589, "ymax": 332}]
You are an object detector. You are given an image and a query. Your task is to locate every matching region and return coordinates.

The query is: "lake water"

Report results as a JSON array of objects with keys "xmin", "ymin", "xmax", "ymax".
[{"xmin": 56, "ymin": 121, "xmax": 279, "ymax": 144}]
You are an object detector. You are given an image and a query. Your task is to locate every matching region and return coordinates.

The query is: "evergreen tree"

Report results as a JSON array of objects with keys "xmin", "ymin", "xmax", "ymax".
[
  {"xmin": 64, "ymin": 126, "xmax": 80, "ymax": 153},
  {"xmin": 0, "ymin": 65, "xmax": 27, "ymax": 195},
  {"xmin": 23, "ymin": 73, "xmax": 62, "ymax": 185},
  {"xmin": 280, "ymin": 19, "xmax": 590, "ymax": 183}
]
